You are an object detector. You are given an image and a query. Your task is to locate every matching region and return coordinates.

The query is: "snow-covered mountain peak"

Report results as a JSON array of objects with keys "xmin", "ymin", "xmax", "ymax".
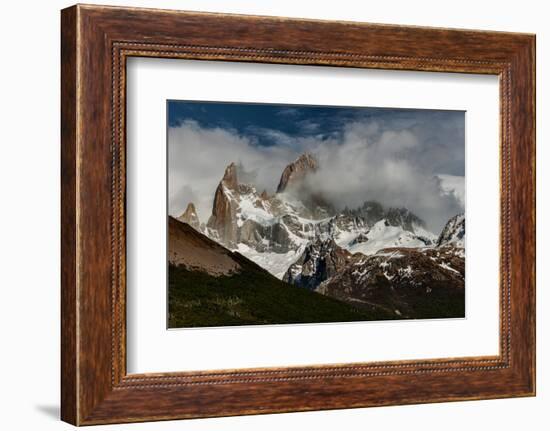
[
  {"xmin": 196, "ymin": 156, "xmax": 464, "ymax": 279},
  {"xmin": 342, "ymin": 219, "xmax": 435, "ymax": 257},
  {"xmin": 437, "ymin": 213, "xmax": 465, "ymax": 247}
]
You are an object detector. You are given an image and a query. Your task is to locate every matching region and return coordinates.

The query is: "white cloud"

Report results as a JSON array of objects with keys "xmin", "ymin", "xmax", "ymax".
[
  {"xmin": 168, "ymin": 119, "xmax": 464, "ymax": 233},
  {"xmin": 303, "ymin": 121, "xmax": 464, "ymax": 231},
  {"xmin": 168, "ymin": 120, "xmax": 301, "ymax": 220}
]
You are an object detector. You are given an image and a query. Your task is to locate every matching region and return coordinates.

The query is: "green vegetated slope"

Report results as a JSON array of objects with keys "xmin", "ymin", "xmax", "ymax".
[{"xmin": 168, "ymin": 251, "xmax": 395, "ymax": 328}]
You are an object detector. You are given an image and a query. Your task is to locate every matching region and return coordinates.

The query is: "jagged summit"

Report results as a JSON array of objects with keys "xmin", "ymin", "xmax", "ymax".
[
  {"xmin": 437, "ymin": 213, "xmax": 465, "ymax": 247},
  {"xmin": 342, "ymin": 202, "xmax": 425, "ymax": 232},
  {"xmin": 276, "ymin": 153, "xmax": 318, "ymax": 193},
  {"xmin": 206, "ymin": 162, "xmax": 240, "ymax": 245},
  {"xmin": 177, "ymin": 202, "xmax": 201, "ymax": 231},
  {"xmin": 385, "ymin": 207, "xmax": 426, "ymax": 231},
  {"xmin": 221, "ymin": 161, "xmax": 238, "ymax": 190},
  {"xmin": 284, "ymin": 237, "xmax": 352, "ymax": 290}
]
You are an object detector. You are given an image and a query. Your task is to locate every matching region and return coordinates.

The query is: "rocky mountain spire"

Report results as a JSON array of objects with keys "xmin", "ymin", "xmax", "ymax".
[
  {"xmin": 221, "ymin": 162, "xmax": 238, "ymax": 190},
  {"xmin": 276, "ymin": 153, "xmax": 318, "ymax": 193},
  {"xmin": 437, "ymin": 214, "xmax": 465, "ymax": 247},
  {"xmin": 177, "ymin": 202, "xmax": 201, "ymax": 231},
  {"xmin": 206, "ymin": 162, "xmax": 239, "ymax": 246}
]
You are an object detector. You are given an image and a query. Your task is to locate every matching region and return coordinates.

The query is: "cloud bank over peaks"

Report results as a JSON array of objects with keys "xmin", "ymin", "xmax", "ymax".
[
  {"xmin": 301, "ymin": 121, "xmax": 464, "ymax": 232},
  {"xmin": 168, "ymin": 118, "xmax": 464, "ymax": 233}
]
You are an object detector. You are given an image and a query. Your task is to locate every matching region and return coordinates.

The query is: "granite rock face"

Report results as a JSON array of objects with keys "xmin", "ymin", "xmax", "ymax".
[
  {"xmin": 177, "ymin": 202, "xmax": 201, "ymax": 231},
  {"xmin": 437, "ymin": 213, "xmax": 465, "ymax": 247},
  {"xmin": 276, "ymin": 153, "xmax": 318, "ymax": 193},
  {"xmin": 284, "ymin": 238, "xmax": 352, "ymax": 289},
  {"xmin": 206, "ymin": 163, "xmax": 240, "ymax": 246}
]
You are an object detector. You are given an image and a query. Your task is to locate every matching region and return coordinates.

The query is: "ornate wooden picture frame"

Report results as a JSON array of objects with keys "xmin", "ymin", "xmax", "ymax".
[{"xmin": 61, "ymin": 4, "xmax": 535, "ymax": 425}]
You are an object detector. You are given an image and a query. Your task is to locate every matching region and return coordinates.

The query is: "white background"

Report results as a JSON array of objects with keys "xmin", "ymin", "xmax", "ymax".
[
  {"xmin": 0, "ymin": 0, "xmax": 547, "ymax": 430},
  {"xmin": 127, "ymin": 59, "xmax": 500, "ymax": 373}
]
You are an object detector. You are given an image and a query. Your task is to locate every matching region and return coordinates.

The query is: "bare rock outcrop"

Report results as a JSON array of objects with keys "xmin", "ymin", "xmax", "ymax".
[
  {"xmin": 177, "ymin": 202, "xmax": 201, "ymax": 231},
  {"xmin": 207, "ymin": 163, "xmax": 240, "ymax": 246},
  {"xmin": 437, "ymin": 213, "xmax": 465, "ymax": 247},
  {"xmin": 276, "ymin": 153, "xmax": 318, "ymax": 193},
  {"xmin": 284, "ymin": 238, "xmax": 352, "ymax": 289}
]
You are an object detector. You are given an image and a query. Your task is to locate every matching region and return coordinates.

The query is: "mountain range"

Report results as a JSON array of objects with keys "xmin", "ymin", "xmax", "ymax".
[{"xmin": 172, "ymin": 152, "xmax": 466, "ymax": 325}]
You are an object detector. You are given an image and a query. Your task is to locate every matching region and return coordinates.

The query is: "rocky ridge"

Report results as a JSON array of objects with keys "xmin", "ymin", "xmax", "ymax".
[
  {"xmin": 437, "ymin": 213, "xmax": 465, "ymax": 247},
  {"xmin": 316, "ymin": 246, "xmax": 465, "ymax": 317},
  {"xmin": 177, "ymin": 202, "xmax": 201, "ymax": 231},
  {"xmin": 168, "ymin": 216, "xmax": 241, "ymax": 276},
  {"xmin": 283, "ymin": 238, "xmax": 352, "ymax": 289}
]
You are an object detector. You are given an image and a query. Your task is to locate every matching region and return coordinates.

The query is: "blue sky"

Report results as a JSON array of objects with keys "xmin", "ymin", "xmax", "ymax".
[
  {"xmin": 168, "ymin": 101, "xmax": 465, "ymax": 177},
  {"xmin": 167, "ymin": 100, "xmax": 465, "ymax": 232}
]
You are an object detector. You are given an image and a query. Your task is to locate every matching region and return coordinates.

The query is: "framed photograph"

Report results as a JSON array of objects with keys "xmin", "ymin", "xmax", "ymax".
[{"xmin": 61, "ymin": 4, "xmax": 535, "ymax": 425}]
